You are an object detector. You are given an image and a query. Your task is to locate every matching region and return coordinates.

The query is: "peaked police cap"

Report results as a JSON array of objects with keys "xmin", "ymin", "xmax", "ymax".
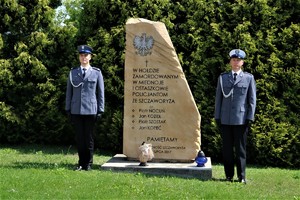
[
  {"xmin": 229, "ymin": 49, "xmax": 246, "ymax": 59},
  {"xmin": 77, "ymin": 45, "xmax": 93, "ymax": 54}
]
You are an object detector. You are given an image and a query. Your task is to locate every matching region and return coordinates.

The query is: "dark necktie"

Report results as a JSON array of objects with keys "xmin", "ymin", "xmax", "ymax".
[
  {"xmin": 233, "ymin": 73, "xmax": 237, "ymax": 81},
  {"xmin": 83, "ymin": 68, "xmax": 86, "ymax": 78}
]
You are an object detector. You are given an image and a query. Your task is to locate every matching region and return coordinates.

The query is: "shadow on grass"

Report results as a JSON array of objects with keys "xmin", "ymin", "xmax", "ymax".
[
  {"xmin": 5, "ymin": 161, "xmax": 75, "ymax": 170},
  {"xmin": 0, "ymin": 144, "xmax": 114, "ymax": 157},
  {"xmin": 1, "ymin": 144, "xmax": 114, "ymax": 171},
  {"xmin": 0, "ymin": 144, "xmax": 77, "ymax": 155},
  {"xmin": 115, "ymin": 170, "xmax": 211, "ymax": 181},
  {"xmin": 139, "ymin": 171, "xmax": 235, "ymax": 182},
  {"xmin": 5, "ymin": 161, "xmax": 105, "ymax": 171},
  {"xmin": 212, "ymin": 161, "xmax": 300, "ymax": 171}
]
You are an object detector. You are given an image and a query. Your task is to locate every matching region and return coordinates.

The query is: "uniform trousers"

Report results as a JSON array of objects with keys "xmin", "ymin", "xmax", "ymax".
[
  {"xmin": 72, "ymin": 114, "xmax": 96, "ymax": 168},
  {"xmin": 221, "ymin": 124, "xmax": 248, "ymax": 179}
]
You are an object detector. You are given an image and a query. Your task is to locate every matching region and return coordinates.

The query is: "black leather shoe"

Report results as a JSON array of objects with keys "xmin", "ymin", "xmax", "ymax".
[
  {"xmin": 239, "ymin": 178, "xmax": 247, "ymax": 184},
  {"xmin": 226, "ymin": 177, "xmax": 233, "ymax": 182},
  {"xmin": 84, "ymin": 166, "xmax": 92, "ymax": 171},
  {"xmin": 74, "ymin": 166, "xmax": 83, "ymax": 171}
]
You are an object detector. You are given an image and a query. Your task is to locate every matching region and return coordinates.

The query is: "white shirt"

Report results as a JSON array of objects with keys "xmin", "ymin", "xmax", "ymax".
[
  {"xmin": 232, "ymin": 69, "xmax": 241, "ymax": 77},
  {"xmin": 81, "ymin": 66, "xmax": 90, "ymax": 74}
]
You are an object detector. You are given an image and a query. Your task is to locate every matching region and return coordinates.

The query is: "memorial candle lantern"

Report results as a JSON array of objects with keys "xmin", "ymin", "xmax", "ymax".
[{"xmin": 195, "ymin": 151, "xmax": 207, "ymax": 167}]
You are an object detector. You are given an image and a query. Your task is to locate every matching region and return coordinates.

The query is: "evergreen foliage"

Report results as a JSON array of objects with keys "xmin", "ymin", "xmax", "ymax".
[
  {"xmin": 0, "ymin": 0, "xmax": 299, "ymax": 168},
  {"xmin": 0, "ymin": 0, "xmax": 75, "ymax": 144}
]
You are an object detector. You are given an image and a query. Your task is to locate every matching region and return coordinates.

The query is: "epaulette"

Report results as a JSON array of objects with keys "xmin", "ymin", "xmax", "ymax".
[
  {"xmin": 221, "ymin": 71, "xmax": 229, "ymax": 75},
  {"xmin": 92, "ymin": 67, "xmax": 100, "ymax": 71},
  {"xmin": 244, "ymin": 71, "xmax": 254, "ymax": 76}
]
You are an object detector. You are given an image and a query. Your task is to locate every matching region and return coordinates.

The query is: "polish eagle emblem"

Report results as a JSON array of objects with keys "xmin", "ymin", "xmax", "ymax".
[{"xmin": 133, "ymin": 33, "xmax": 154, "ymax": 56}]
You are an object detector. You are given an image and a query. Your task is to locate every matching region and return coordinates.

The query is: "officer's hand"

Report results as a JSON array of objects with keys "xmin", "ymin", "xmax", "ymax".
[
  {"xmin": 215, "ymin": 119, "xmax": 221, "ymax": 127},
  {"xmin": 96, "ymin": 112, "xmax": 103, "ymax": 121},
  {"xmin": 66, "ymin": 110, "xmax": 71, "ymax": 121}
]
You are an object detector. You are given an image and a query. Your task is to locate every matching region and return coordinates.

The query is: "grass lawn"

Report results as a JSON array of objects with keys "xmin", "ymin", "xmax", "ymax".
[{"xmin": 0, "ymin": 145, "xmax": 299, "ymax": 199}]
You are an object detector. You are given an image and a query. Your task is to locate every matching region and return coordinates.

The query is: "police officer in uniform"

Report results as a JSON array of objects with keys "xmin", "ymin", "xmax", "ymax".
[
  {"xmin": 214, "ymin": 49, "xmax": 256, "ymax": 183},
  {"xmin": 65, "ymin": 45, "xmax": 105, "ymax": 171}
]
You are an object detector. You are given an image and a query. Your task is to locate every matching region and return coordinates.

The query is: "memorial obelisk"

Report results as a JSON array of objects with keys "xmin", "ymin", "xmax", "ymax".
[{"xmin": 123, "ymin": 18, "xmax": 201, "ymax": 162}]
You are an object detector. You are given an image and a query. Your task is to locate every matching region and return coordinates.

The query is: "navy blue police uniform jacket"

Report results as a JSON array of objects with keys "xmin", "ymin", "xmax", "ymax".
[
  {"xmin": 65, "ymin": 66, "xmax": 104, "ymax": 115},
  {"xmin": 214, "ymin": 71, "xmax": 256, "ymax": 125}
]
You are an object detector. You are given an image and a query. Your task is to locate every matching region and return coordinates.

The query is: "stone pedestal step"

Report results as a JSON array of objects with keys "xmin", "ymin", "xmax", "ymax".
[{"xmin": 101, "ymin": 154, "xmax": 212, "ymax": 180}]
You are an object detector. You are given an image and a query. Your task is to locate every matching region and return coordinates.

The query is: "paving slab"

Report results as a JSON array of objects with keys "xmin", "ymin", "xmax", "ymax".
[{"xmin": 101, "ymin": 154, "xmax": 212, "ymax": 180}]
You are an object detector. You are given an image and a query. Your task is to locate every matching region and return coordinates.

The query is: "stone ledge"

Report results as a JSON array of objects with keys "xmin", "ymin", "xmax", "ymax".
[{"xmin": 101, "ymin": 154, "xmax": 212, "ymax": 180}]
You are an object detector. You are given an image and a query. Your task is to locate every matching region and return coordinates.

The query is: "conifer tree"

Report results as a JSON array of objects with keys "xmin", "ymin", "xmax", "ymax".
[{"xmin": 0, "ymin": 0, "xmax": 76, "ymax": 143}]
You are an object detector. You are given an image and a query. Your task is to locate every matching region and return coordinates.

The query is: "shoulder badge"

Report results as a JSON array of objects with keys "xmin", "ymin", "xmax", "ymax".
[{"xmin": 244, "ymin": 72, "xmax": 253, "ymax": 77}]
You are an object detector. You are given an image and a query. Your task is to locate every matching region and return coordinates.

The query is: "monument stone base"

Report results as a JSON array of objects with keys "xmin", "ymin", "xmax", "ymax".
[{"xmin": 101, "ymin": 154, "xmax": 212, "ymax": 180}]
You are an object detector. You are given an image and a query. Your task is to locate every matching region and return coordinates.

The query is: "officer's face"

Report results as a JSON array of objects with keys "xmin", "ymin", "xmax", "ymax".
[
  {"xmin": 230, "ymin": 58, "xmax": 244, "ymax": 71},
  {"xmin": 79, "ymin": 53, "xmax": 91, "ymax": 65}
]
